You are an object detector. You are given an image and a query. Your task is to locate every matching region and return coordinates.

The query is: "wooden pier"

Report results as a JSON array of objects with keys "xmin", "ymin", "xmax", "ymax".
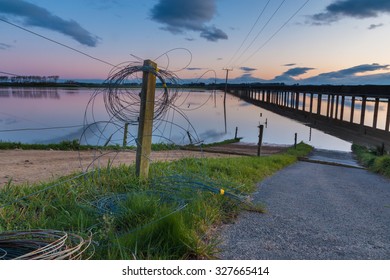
[{"xmin": 226, "ymin": 85, "xmax": 390, "ymax": 149}]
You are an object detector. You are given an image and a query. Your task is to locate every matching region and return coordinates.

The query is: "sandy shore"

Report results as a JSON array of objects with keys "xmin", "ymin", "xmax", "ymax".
[{"xmin": 0, "ymin": 149, "xmax": 233, "ymax": 187}]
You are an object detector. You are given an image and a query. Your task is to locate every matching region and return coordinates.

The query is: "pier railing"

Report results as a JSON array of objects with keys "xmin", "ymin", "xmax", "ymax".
[{"xmin": 226, "ymin": 85, "xmax": 390, "ymax": 149}]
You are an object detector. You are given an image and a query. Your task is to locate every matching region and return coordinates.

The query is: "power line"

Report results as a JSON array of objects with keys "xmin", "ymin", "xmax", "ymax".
[
  {"xmin": 225, "ymin": 0, "xmax": 272, "ymax": 68},
  {"xmin": 0, "ymin": 125, "xmax": 84, "ymax": 133},
  {"xmin": 238, "ymin": 0, "xmax": 311, "ymax": 66},
  {"xmin": 0, "ymin": 70, "xmax": 19, "ymax": 76},
  {"xmin": 0, "ymin": 18, "xmax": 116, "ymax": 68},
  {"xmin": 231, "ymin": 0, "xmax": 287, "ymax": 68}
]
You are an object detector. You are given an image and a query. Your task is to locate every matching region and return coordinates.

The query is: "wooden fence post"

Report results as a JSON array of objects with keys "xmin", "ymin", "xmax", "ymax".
[
  {"xmin": 136, "ymin": 59, "xmax": 157, "ymax": 179},
  {"xmin": 257, "ymin": 125, "xmax": 264, "ymax": 156},
  {"xmin": 123, "ymin": 122, "xmax": 129, "ymax": 147},
  {"xmin": 294, "ymin": 133, "xmax": 297, "ymax": 149}
]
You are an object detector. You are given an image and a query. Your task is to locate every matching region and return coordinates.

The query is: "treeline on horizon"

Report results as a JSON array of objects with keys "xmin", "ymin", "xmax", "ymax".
[{"xmin": 1, "ymin": 76, "xmax": 390, "ymax": 95}]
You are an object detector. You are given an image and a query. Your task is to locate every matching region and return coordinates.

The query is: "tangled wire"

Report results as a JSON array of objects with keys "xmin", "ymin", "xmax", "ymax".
[
  {"xmin": 101, "ymin": 61, "xmax": 179, "ymax": 124},
  {"xmin": 0, "ymin": 229, "xmax": 93, "ymax": 260}
]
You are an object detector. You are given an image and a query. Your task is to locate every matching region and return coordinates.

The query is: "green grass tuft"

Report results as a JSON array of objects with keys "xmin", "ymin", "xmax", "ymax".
[
  {"xmin": 352, "ymin": 144, "xmax": 390, "ymax": 178},
  {"xmin": 0, "ymin": 143, "xmax": 312, "ymax": 259}
]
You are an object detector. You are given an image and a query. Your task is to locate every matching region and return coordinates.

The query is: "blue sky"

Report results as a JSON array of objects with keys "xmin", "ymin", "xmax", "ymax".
[{"xmin": 1, "ymin": 0, "xmax": 390, "ymax": 84}]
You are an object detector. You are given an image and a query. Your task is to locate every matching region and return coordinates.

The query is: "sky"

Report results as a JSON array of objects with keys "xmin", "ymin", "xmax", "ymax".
[{"xmin": 0, "ymin": 0, "xmax": 390, "ymax": 85}]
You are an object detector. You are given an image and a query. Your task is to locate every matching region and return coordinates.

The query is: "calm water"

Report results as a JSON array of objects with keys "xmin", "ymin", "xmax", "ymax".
[{"xmin": 0, "ymin": 87, "xmax": 353, "ymax": 151}]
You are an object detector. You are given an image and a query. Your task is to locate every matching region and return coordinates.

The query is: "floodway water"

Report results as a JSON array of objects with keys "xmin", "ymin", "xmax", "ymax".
[{"xmin": 218, "ymin": 149, "xmax": 390, "ymax": 259}]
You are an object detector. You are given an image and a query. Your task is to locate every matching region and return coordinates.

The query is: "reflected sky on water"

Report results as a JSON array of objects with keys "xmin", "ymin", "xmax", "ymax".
[{"xmin": 0, "ymin": 87, "xmax": 357, "ymax": 151}]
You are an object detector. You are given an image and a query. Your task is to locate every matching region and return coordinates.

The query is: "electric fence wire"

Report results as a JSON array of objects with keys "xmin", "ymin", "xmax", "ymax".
[{"xmin": 154, "ymin": 48, "xmax": 193, "ymax": 72}]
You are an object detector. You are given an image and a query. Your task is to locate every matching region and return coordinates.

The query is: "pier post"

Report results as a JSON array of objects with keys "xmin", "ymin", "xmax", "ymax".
[
  {"xmin": 360, "ymin": 96, "xmax": 367, "ymax": 133},
  {"xmin": 309, "ymin": 93, "xmax": 314, "ymax": 114},
  {"xmin": 326, "ymin": 95, "xmax": 331, "ymax": 118},
  {"xmin": 373, "ymin": 98, "xmax": 380, "ymax": 129},
  {"xmin": 386, "ymin": 98, "xmax": 390, "ymax": 132},
  {"xmin": 340, "ymin": 96, "xmax": 345, "ymax": 121},
  {"xmin": 284, "ymin": 91, "xmax": 287, "ymax": 107},
  {"xmin": 350, "ymin": 96, "xmax": 356, "ymax": 123},
  {"xmin": 317, "ymin": 94, "xmax": 322, "ymax": 115},
  {"xmin": 330, "ymin": 95, "xmax": 335, "ymax": 118}
]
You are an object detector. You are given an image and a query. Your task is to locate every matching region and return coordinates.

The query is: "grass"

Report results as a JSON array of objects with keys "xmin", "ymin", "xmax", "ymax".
[
  {"xmin": 0, "ymin": 138, "xmax": 243, "ymax": 151},
  {"xmin": 352, "ymin": 144, "xmax": 390, "ymax": 178},
  {"xmin": 0, "ymin": 140, "xmax": 177, "ymax": 151},
  {"xmin": 0, "ymin": 142, "xmax": 312, "ymax": 259}
]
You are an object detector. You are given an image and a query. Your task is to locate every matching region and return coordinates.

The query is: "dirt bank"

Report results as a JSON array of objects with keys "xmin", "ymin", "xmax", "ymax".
[
  {"xmin": 0, "ymin": 149, "xmax": 230, "ymax": 187},
  {"xmin": 0, "ymin": 143, "xmax": 288, "ymax": 187}
]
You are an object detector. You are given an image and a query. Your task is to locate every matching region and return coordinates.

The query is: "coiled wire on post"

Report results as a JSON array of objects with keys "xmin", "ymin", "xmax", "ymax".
[{"xmin": 102, "ymin": 62, "xmax": 179, "ymax": 124}]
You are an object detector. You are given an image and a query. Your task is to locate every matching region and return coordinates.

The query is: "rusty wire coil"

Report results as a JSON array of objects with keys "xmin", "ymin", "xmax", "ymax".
[{"xmin": 0, "ymin": 229, "xmax": 94, "ymax": 260}]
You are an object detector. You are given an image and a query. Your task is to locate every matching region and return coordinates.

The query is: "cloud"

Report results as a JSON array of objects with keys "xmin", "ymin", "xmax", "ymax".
[
  {"xmin": 150, "ymin": 0, "xmax": 228, "ymax": 42},
  {"xmin": 316, "ymin": 63, "xmax": 389, "ymax": 79},
  {"xmin": 0, "ymin": 43, "xmax": 12, "ymax": 50},
  {"xmin": 274, "ymin": 67, "xmax": 315, "ymax": 82},
  {"xmin": 186, "ymin": 67, "xmax": 204, "ymax": 71},
  {"xmin": 283, "ymin": 63, "xmax": 296, "ymax": 67},
  {"xmin": 0, "ymin": 0, "xmax": 99, "ymax": 46},
  {"xmin": 86, "ymin": 0, "xmax": 121, "ymax": 10},
  {"xmin": 230, "ymin": 73, "xmax": 267, "ymax": 84},
  {"xmin": 301, "ymin": 63, "xmax": 390, "ymax": 84},
  {"xmin": 240, "ymin": 67, "xmax": 257, "ymax": 72},
  {"xmin": 311, "ymin": 0, "xmax": 390, "ymax": 24},
  {"xmin": 181, "ymin": 63, "xmax": 390, "ymax": 85},
  {"xmin": 368, "ymin": 23, "xmax": 384, "ymax": 29},
  {"xmin": 281, "ymin": 67, "xmax": 315, "ymax": 77},
  {"xmin": 200, "ymin": 26, "xmax": 228, "ymax": 41}
]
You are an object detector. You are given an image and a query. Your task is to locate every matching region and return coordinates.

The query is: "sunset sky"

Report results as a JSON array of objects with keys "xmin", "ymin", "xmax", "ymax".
[{"xmin": 1, "ymin": 0, "xmax": 390, "ymax": 84}]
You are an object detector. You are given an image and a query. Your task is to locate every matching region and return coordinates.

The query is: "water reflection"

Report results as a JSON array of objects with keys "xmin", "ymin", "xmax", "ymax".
[
  {"xmin": 0, "ymin": 87, "xmax": 353, "ymax": 151},
  {"xmin": 0, "ymin": 87, "xmax": 60, "ymax": 99},
  {"xmin": 285, "ymin": 93, "xmax": 388, "ymax": 130}
]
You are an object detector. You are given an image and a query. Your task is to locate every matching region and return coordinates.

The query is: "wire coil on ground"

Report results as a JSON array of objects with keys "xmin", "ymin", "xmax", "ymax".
[{"xmin": 0, "ymin": 229, "xmax": 93, "ymax": 260}]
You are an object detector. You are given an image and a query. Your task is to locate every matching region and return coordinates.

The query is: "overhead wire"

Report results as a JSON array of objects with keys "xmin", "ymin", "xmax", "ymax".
[
  {"xmin": 230, "ymin": 0, "xmax": 287, "ymax": 68},
  {"xmin": 225, "ymin": 0, "xmax": 272, "ymax": 68},
  {"xmin": 0, "ymin": 124, "xmax": 83, "ymax": 133},
  {"xmin": 238, "ymin": 0, "xmax": 311, "ymax": 66},
  {"xmin": 0, "ymin": 70, "xmax": 19, "ymax": 76},
  {"xmin": 0, "ymin": 17, "xmax": 116, "ymax": 68}
]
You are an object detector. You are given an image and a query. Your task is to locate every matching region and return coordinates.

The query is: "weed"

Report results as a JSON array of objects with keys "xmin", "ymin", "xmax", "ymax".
[{"xmin": 0, "ymin": 143, "xmax": 312, "ymax": 259}]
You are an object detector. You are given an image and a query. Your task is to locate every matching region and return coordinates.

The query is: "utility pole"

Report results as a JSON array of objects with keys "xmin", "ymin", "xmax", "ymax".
[
  {"xmin": 223, "ymin": 68, "xmax": 232, "ymax": 134},
  {"xmin": 223, "ymin": 68, "xmax": 233, "ymax": 105}
]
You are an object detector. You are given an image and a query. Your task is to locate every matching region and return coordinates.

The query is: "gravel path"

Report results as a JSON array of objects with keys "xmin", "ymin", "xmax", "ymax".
[{"xmin": 218, "ymin": 150, "xmax": 390, "ymax": 259}]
